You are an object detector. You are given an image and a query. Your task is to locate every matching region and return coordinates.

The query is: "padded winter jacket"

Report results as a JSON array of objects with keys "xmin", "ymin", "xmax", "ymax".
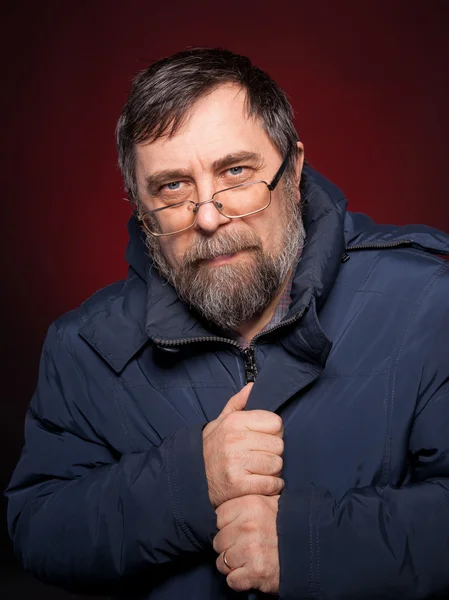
[{"xmin": 6, "ymin": 166, "xmax": 449, "ymax": 599}]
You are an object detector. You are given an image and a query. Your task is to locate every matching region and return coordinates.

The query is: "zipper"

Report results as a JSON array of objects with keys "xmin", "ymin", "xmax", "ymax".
[
  {"xmin": 154, "ymin": 307, "xmax": 307, "ymax": 384},
  {"xmin": 242, "ymin": 310, "xmax": 305, "ymax": 384},
  {"xmin": 345, "ymin": 239, "xmax": 449, "ymax": 257},
  {"xmin": 153, "ymin": 335, "xmax": 241, "ymax": 349},
  {"xmin": 243, "ymin": 347, "xmax": 257, "ymax": 383},
  {"xmin": 345, "ymin": 240, "xmax": 413, "ymax": 251},
  {"xmin": 342, "ymin": 240, "xmax": 414, "ymax": 263}
]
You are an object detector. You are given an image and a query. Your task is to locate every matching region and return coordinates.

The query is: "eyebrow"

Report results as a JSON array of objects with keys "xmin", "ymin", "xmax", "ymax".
[{"xmin": 144, "ymin": 151, "xmax": 264, "ymax": 195}]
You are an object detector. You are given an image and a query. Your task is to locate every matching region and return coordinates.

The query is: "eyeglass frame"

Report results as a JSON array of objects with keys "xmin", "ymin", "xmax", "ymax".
[{"xmin": 137, "ymin": 148, "xmax": 292, "ymax": 237}]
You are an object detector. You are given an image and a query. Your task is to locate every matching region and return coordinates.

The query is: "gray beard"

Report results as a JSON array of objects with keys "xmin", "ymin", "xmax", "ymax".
[{"xmin": 145, "ymin": 178, "xmax": 305, "ymax": 332}]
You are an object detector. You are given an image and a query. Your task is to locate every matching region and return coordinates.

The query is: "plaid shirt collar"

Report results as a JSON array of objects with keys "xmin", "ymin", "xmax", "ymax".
[{"xmin": 233, "ymin": 270, "xmax": 294, "ymax": 349}]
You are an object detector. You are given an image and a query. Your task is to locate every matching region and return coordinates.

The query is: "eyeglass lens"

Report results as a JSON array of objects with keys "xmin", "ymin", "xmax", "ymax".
[{"xmin": 143, "ymin": 181, "xmax": 270, "ymax": 235}]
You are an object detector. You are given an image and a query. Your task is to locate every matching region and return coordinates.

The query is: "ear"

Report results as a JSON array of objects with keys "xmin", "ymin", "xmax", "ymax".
[{"xmin": 294, "ymin": 141, "xmax": 305, "ymax": 185}]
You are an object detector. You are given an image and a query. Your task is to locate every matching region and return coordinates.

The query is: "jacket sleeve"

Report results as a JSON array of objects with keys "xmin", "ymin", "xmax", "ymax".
[
  {"xmin": 277, "ymin": 304, "xmax": 449, "ymax": 599},
  {"xmin": 6, "ymin": 323, "xmax": 217, "ymax": 593}
]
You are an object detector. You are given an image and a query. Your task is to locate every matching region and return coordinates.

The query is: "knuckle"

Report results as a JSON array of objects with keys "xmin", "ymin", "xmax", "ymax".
[
  {"xmin": 253, "ymin": 477, "xmax": 273, "ymax": 496},
  {"xmin": 224, "ymin": 428, "xmax": 246, "ymax": 447},
  {"xmin": 272, "ymin": 436, "xmax": 284, "ymax": 455},
  {"xmin": 227, "ymin": 572, "xmax": 251, "ymax": 592},
  {"xmin": 266, "ymin": 476, "xmax": 282, "ymax": 494},
  {"xmin": 224, "ymin": 467, "xmax": 240, "ymax": 487},
  {"xmin": 254, "ymin": 476, "xmax": 272, "ymax": 496},
  {"xmin": 216, "ymin": 555, "xmax": 226, "ymax": 574},
  {"xmin": 224, "ymin": 411, "xmax": 243, "ymax": 428},
  {"xmin": 268, "ymin": 454, "xmax": 283, "ymax": 474},
  {"xmin": 241, "ymin": 518, "xmax": 257, "ymax": 534},
  {"xmin": 226, "ymin": 451, "xmax": 242, "ymax": 467}
]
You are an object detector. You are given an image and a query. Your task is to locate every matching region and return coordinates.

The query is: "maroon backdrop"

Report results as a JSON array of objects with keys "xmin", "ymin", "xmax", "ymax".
[{"xmin": 1, "ymin": 0, "xmax": 448, "ymax": 594}]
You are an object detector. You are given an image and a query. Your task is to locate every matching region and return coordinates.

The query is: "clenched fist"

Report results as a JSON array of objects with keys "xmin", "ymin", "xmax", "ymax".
[
  {"xmin": 202, "ymin": 383, "xmax": 284, "ymax": 508},
  {"xmin": 214, "ymin": 494, "xmax": 280, "ymax": 594}
]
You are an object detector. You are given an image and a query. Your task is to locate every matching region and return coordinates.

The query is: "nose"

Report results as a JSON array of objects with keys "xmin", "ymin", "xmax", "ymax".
[{"xmin": 194, "ymin": 197, "xmax": 230, "ymax": 235}]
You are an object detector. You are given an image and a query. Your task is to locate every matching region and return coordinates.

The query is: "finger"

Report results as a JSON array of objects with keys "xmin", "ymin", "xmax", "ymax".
[
  {"xmin": 226, "ymin": 567, "xmax": 254, "ymax": 593},
  {"xmin": 221, "ymin": 546, "xmax": 255, "ymax": 592},
  {"xmin": 244, "ymin": 474, "xmax": 285, "ymax": 499},
  {"xmin": 216, "ymin": 484, "xmax": 283, "ymax": 530},
  {"xmin": 239, "ymin": 410, "xmax": 283, "ymax": 436},
  {"xmin": 216, "ymin": 544, "xmax": 241, "ymax": 575},
  {"xmin": 220, "ymin": 383, "xmax": 253, "ymax": 417},
  {"xmin": 244, "ymin": 452, "xmax": 283, "ymax": 477},
  {"xmin": 216, "ymin": 498, "xmax": 246, "ymax": 530},
  {"xmin": 216, "ymin": 549, "xmax": 237, "ymax": 576},
  {"xmin": 213, "ymin": 526, "xmax": 236, "ymax": 555},
  {"xmin": 244, "ymin": 431, "xmax": 284, "ymax": 456}
]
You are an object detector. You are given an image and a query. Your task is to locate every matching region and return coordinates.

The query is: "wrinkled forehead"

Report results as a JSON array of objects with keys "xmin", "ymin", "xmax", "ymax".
[{"xmin": 135, "ymin": 84, "xmax": 278, "ymax": 172}]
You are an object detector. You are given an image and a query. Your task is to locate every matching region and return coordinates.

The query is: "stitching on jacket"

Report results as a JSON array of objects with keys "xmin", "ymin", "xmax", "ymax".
[
  {"xmin": 148, "ymin": 381, "xmax": 229, "ymax": 391},
  {"xmin": 165, "ymin": 435, "xmax": 197, "ymax": 548},
  {"xmin": 308, "ymin": 485, "xmax": 314, "ymax": 597},
  {"xmin": 380, "ymin": 262, "xmax": 449, "ymax": 485},
  {"xmin": 169, "ymin": 433, "xmax": 203, "ymax": 550},
  {"xmin": 53, "ymin": 325, "xmax": 112, "ymax": 443},
  {"xmin": 321, "ymin": 366, "xmax": 389, "ymax": 378},
  {"xmin": 315, "ymin": 494, "xmax": 321, "ymax": 598},
  {"xmin": 111, "ymin": 379, "xmax": 140, "ymax": 452},
  {"xmin": 54, "ymin": 325, "xmax": 92, "ymax": 403},
  {"xmin": 379, "ymin": 355, "xmax": 393, "ymax": 487},
  {"xmin": 164, "ymin": 438, "xmax": 191, "ymax": 546},
  {"xmin": 330, "ymin": 281, "xmax": 416, "ymax": 302}
]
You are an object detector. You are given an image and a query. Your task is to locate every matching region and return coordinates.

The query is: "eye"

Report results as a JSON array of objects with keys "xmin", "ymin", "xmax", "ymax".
[
  {"xmin": 163, "ymin": 181, "xmax": 181, "ymax": 191},
  {"xmin": 229, "ymin": 166, "xmax": 244, "ymax": 176}
]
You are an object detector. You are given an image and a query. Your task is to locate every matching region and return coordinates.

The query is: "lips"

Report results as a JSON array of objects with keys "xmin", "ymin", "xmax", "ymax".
[
  {"xmin": 187, "ymin": 242, "xmax": 259, "ymax": 268},
  {"xmin": 208, "ymin": 253, "xmax": 236, "ymax": 261}
]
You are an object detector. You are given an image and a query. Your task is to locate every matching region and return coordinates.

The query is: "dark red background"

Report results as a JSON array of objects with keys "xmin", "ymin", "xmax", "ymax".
[{"xmin": 1, "ymin": 1, "xmax": 448, "ymax": 597}]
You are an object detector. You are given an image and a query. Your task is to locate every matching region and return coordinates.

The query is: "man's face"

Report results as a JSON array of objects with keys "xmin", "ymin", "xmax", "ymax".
[{"xmin": 135, "ymin": 84, "xmax": 305, "ymax": 331}]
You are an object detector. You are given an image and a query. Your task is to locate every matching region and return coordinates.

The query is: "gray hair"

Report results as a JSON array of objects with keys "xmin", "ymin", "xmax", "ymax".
[{"xmin": 116, "ymin": 47, "xmax": 301, "ymax": 208}]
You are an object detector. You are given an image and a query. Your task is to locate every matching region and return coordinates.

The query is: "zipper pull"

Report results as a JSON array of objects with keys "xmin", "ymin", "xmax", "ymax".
[{"xmin": 244, "ymin": 347, "xmax": 258, "ymax": 384}]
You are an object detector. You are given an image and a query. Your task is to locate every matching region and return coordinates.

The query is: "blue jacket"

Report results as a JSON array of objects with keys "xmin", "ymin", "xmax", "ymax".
[{"xmin": 6, "ymin": 167, "xmax": 449, "ymax": 599}]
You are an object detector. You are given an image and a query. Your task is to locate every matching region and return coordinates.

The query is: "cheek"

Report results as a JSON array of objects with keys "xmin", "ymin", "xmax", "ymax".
[
  {"xmin": 246, "ymin": 211, "xmax": 284, "ymax": 253},
  {"xmin": 159, "ymin": 240, "xmax": 178, "ymax": 268},
  {"xmin": 160, "ymin": 234, "xmax": 191, "ymax": 268}
]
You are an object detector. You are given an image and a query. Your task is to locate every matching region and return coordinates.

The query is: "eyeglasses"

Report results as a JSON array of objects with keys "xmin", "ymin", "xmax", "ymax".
[{"xmin": 138, "ymin": 149, "xmax": 291, "ymax": 237}]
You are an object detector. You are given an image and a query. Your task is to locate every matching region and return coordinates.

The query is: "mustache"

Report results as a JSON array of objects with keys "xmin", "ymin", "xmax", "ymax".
[{"xmin": 183, "ymin": 230, "xmax": 262, "ymax": 265}]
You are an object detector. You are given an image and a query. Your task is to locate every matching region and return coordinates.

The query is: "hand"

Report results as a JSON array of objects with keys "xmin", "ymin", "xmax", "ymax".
[
  {"xmin": 214, "ymin": 494, "xmax": 280, "ymax": 594},
  {"xmin": 202, "ymin": 384, "xmax": 284, "ymax": 508}
]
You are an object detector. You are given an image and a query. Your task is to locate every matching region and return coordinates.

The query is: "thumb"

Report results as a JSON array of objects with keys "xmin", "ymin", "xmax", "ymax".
[{"xmin": 220, "ymin": 383, "xmax": 254, "ymax": 417}]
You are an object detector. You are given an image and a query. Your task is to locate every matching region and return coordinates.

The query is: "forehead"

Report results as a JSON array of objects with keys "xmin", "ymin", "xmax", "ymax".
[{"xmin": 135, "ymin": 84, "xmax": 279, "ymax": 172}]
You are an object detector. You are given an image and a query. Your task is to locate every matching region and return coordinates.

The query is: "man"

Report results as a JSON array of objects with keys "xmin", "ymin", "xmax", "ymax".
[{"xmin": 6, "ymin": 48, "xmax": 449, "ymax": 599}]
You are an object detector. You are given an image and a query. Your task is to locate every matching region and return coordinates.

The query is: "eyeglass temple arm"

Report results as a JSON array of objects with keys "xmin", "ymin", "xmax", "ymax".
[{"xmin": 267, "ymin": 147, "xmax": 292, "ymax": 191}]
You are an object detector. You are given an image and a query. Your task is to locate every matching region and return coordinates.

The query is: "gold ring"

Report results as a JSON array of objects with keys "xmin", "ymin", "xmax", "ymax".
[{"xmin": 223, "ymin": 550, "xmax": 233, "ymax": 570}]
